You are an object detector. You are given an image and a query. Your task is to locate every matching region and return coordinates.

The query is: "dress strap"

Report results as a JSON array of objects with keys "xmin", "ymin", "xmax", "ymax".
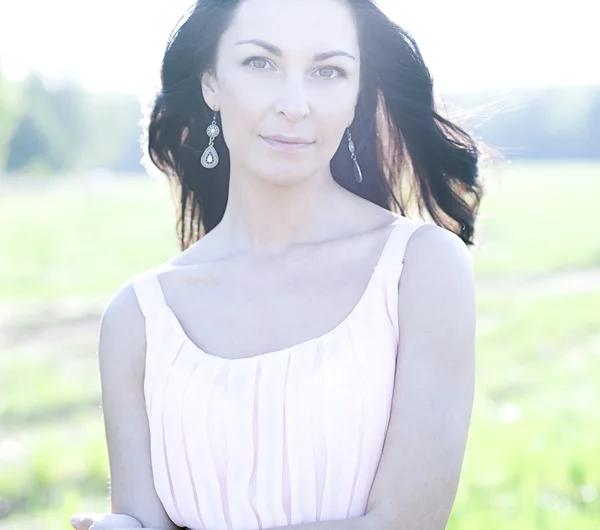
[
  {"xmin": 378, "ymin": 216, "xmax": 430, "ymax": 277},
  {"xmin": 131, "ymin": 271, "xmax": 168, "ymax": 318},
  {"xmin": 376, "ymin": 217, "xmax": 430, "ymax": 344}
]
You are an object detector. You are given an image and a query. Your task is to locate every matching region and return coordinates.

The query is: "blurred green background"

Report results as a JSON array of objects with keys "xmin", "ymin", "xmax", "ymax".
[{"xmin": 1, "ymin": 161, "xmax": 598, "ymax": 530}]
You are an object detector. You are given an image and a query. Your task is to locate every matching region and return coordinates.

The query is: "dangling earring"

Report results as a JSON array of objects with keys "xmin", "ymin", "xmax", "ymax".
[
  {"xmin": 346, "ymin": 128, "xmax": 363, "ymax": 183},
  {"xmin": 200, "ymin": 111, "xmax": 220, "ymax": 169}
]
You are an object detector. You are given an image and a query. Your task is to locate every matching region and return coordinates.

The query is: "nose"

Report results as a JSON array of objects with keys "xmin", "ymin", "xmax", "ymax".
[{"xmin": 274, "ymin": 76, "xmax": 310, "ymax": 122}]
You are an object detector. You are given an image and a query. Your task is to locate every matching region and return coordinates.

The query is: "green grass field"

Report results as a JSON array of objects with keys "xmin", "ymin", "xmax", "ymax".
[{"xmin": 0, "ymin": 161, "xmax": 599, "ymax": 530}]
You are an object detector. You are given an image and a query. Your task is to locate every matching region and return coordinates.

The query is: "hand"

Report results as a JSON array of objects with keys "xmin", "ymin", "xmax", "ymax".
[{"xmin": 71, "ymin": 513, "xmax": 143, "ymax": 530}]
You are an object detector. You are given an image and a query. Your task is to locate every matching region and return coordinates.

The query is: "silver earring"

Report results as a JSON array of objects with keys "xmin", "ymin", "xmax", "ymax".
[
  {"xmin": 347, "ymin": 129, "xmax": 363, "ymax": 183},
  {"xmin": 200, "ymin": 111, "xmax": 220, "ymax": 169}
]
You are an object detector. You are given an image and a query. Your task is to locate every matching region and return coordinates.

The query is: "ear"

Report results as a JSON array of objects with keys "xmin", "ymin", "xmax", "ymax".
[
  {"xmin": 200, "ymin": 70, "xmax": 219, "ymax": 111},
  {"xmin": 348, "ymin": 88, "xmax": 361, "ymax": 127},
  {"xmin": 347, "ymin": 111, "xmax": 356, "ymax": 129},
  {"xmin": 347, "ymin": 101, "xmax": 358, "ymax": 128}
]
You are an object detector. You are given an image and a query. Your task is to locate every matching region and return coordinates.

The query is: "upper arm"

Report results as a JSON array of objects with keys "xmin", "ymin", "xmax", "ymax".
[
  {"xmin": 364, "ymin": 224, "xmax": 476, "ymax": 530},
  {"xmin": 98, "ymin": 280, "xmax": 180, "ymax": 530}
]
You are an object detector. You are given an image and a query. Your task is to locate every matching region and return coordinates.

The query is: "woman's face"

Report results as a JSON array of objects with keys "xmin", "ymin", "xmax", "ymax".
[{"xmin": 201, "ymin": 0, "xmax": 361, "ymax": 185}]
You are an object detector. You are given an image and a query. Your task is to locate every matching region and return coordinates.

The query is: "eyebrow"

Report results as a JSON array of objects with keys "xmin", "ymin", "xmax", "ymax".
[{"xmin": 235, "ymin": 39, "xmax": 356, "ymax": 62}]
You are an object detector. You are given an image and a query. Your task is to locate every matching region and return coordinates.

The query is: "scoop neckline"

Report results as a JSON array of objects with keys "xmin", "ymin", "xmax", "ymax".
[{"xmin": 157, "ymin": 216, "xmax": 404, "ymax": 363}]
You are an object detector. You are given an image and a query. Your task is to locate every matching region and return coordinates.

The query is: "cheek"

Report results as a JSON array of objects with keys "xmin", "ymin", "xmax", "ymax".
[
  {"xmin": 216, "ymin": 80, "xmax": 267, "ymax": 150},
  {"xmin": 314, "ymin": 92, "xmax": 357, "ymax": 140},
  {"xmin": 309, "ymin": 84, "xmax": 359, "ymax": 143},
  {"xmin": 219, "ymin": 68, "xmax": 273, "ymax": 114}
]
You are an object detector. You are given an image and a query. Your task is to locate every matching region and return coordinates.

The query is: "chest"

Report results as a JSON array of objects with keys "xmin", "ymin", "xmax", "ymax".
[{"xmin": 161, "ymin": 243, "xmax": 389, "ymax": 360}]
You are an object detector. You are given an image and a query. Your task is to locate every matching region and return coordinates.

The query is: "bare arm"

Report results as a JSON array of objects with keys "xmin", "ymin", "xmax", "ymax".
[
  {"xmin": 363, "ymin": 224, "xmax": 476, "ymax": 530},
  {"xmin": 98, "ymin": 280, "xmax": 181, "ymax": 530}
]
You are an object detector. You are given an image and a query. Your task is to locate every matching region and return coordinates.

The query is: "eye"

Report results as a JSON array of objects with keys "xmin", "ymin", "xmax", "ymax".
[
  {"xmin": 243, "ymin": 56, "xmax": 274, "ymax": 71},
  {"xmin": 314, "ymin": 66, "xmax": 348, "ymax": 80}
]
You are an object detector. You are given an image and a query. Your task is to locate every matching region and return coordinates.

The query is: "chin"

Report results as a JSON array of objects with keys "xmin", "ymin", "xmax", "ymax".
[{"xmin": 256, "ymin": 165, "xmax": 314, "ymax": 186}]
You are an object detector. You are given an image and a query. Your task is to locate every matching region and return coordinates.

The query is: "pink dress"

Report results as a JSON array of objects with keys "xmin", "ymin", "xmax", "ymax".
[{"xmin": 131, "ymin": 216, "xmax": 427, "ymax": 530}]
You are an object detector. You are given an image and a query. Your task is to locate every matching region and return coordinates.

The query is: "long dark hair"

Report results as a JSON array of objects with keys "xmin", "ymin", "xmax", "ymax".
[{"xmin": 143, "ymin": 0, "xmax": 490, "ymax": 251}]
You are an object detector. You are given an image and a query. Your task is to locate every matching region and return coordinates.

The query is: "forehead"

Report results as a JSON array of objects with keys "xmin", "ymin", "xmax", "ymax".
[{"xmin": 222, "ymin": 0, "xmax": 359, "ymax": 54}]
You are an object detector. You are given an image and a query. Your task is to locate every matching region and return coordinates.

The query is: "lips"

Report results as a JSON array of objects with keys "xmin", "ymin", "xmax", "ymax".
[
  {"xmin": 260, "ymin": 134, "xmax": 314, "ymax": 152},
  {"xmin": 261, "ymin": 135, "xmax": 313, "ymax": 145}
]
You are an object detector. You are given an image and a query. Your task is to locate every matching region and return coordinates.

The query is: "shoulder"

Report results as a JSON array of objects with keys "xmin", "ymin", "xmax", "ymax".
[
  {"xmin": 399, "ymin": 222, "xmax": 476, "ymax": 324},
  {"xmin": 98, "ymin": 274, "xmax": 150, "ymax": 372},
  {"xmin": 404, "ymin": 221, "xmax": 474, "ymax": 282}
]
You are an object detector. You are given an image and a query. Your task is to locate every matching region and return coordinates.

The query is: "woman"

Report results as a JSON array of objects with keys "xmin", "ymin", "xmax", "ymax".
[{"xmin": 72, "ymin": 0, "xmax": 482, "ymax": 529}]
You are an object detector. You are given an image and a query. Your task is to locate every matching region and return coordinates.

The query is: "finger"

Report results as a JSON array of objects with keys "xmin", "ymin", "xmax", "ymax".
[
  {"xmin": 90, "ymin": 523, "xmax": 138, "ymax": 530},
  {"xmin": 94, "ymin": 515, "xmax": 143, "ymax": 529},
  {"xmin": 71, "ymin": 514, "xmax": 143, "ymax": 530},
  {"xmin": 71, "ymin": 513, "xmax": 98, "ymax": 530}
]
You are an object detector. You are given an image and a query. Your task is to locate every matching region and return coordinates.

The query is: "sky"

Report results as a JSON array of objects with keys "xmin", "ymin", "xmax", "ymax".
[{"xmin": 0, "ymin": 0, "xmax": 597, "ymax": 98}]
